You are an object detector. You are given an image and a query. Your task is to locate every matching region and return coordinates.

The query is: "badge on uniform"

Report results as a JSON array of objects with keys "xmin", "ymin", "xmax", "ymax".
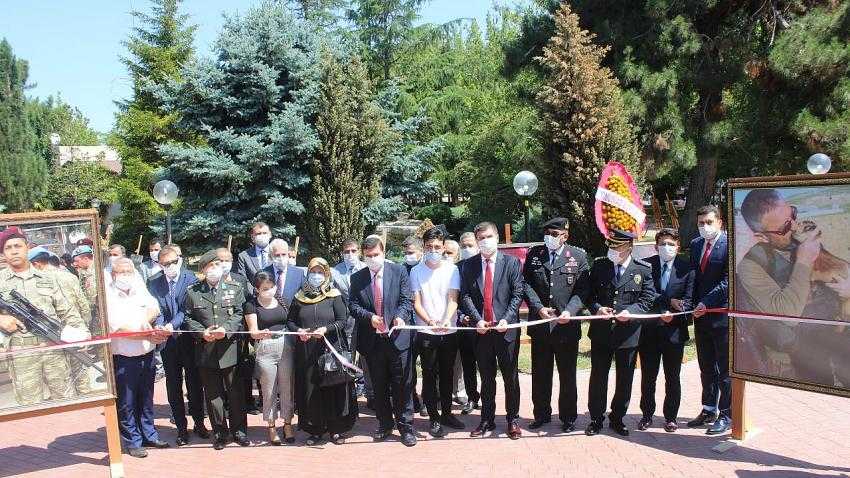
[
  {"xmin": 567, "ymin": 275, "xmax": 575, "ymax": 285},
  {"xmin": 634, "ymin": 274, "xmax": 642, "ymax": 285}
]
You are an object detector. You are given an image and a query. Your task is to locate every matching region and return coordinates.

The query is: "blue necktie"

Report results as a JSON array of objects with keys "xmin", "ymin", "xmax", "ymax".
[
  {"xmin": 616, "ymin": 265, "xmax": 623, "ymax": 281},
  {"xmin": 661, "ymin": 263, "xmax": 670, "ymax": 291}
]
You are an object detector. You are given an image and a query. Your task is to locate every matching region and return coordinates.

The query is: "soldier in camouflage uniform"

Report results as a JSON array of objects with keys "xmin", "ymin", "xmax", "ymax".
[
  {"xmin": 29, "ymin": 246, "xmax": 94, "ymax": 396},
  {"xmin": 0, "ymin": 229, "xmax": 86, "ymax": 406},
  {"xmin": 72, "ymin": 245, "xmax": 102, "ymax": 336}
]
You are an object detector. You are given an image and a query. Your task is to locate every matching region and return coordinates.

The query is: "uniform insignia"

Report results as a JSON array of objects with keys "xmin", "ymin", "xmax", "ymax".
[
  {"xmin": 567, "ymin": 276, "xmax": 574, "ymax": 285},
  {"xmin": 228, "ymin": 307, "xmax": 234, "ymax": 315},
  {"xmin": 634, "ymin": 274, "xmax": 642, "ymax": 285}
]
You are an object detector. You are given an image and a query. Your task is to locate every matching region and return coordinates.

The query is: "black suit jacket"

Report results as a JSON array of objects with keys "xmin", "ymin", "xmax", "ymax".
[
  {"xmin": 689, "ymin": 233, "xmax": 729, "ymax": 331},
  {"xmin": 588, "ymin": 257, "xmax": 656, "ymax": 349},
  {"xmin": 459, "ymin": 252, "xmax": 524, "ymax": 343},
  {"xmin": 642, "ymin": 255, "xmax": 693, "ymax": 346},
  {"xmin": 349, "ymin": 261, "xmax": 414, "ymax": 354},
  {"xmin": 523, "ymin": 244, "xmax": 589, "ymax": 343}
]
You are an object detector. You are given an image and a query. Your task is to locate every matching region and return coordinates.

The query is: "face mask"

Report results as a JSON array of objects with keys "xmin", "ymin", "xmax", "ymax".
[
  {"xmin": 307, "ymin": 273, "xmax": 325, "ymax": 287},
  {"xmin": 342, "ymin": 252, "xmax": 359, "ymax": 267},
  {"xmin": 254, "ymin": 233, "xmax": 271, "ymax": 248},
  {"xmin": 658, "ymin": 244, "xmax": 678, "ymax": 262},
  {"xmin": 205, "ymin": 265, "xmax": 223, "ymax": 285},
  {"xmin": 272, "ymin": 257, "xmax": 288, "ymax": 269},
  {"xmin": 460, "ymin": 247, "xmax": 478, "ymax": 260},
  {"xmin": 108, "ymin": 256, "xmax": 120, "ymax": 267},
  {"xmin": 258, "ymin": 287, "xmax": 277, "ymax": 299},
  {"xmin": 698, "ymin": 224, "xmax": 720, "ymax": 241},
  {"xmin": 150, "ymin": 250, "xmax": 160, "ymax": 262},
  {"xmin": 365, "ymin": 255, "xmax": 384, "ymax": 272},
  {"xmin": 404, "ymin": 253, "xmax": 419, "ymax": 266},
  {"xmin": 289, "ymin": 257, "xmax": 297, "ymax": 266},
  {"xmin": 220, "ymin": 261, "xmax": 232, "ymax": 274},
  {"xmin": 164, "ymin": 263, "xmax": 180, "ymax": 279},
  {"xmin": 607, "ymin": 248, "xmax": 623, "ymax": 265},
  {"xmin": 543, "ymin": 235, "xmax": 562, "ymax": 251},
  {"xmin": 113, "ymin": 275, "xmax": 134, "ymax": 291},
  {"xmin": 424, "ymin": 251, "xmax": 442, "ymax": 264},
  {"xmin": 478, "ymin": 237, "xmax": 497, "ymax": 256}
]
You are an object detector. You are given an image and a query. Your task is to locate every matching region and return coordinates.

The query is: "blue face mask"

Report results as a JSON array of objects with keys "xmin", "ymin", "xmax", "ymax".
[
  {"xmin": 307, "ymin": 272, "xmax": 325, "ymax": 288},
  {"xmin": 424, "ymin": 251, "xmax": 443, "ymax": 264}
]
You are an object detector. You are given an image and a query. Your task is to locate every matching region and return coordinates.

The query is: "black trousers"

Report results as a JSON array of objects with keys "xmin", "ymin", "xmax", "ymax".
[
  {"xmin": 365, "ymin": 337, "xmax": 414, "ymax": 433},
  {"xmin": 476, "ymin": 333, "xmax": 520, "ymax": 424},
  {"xmin": 530, "ymin": 337, "xmax": 579, "ymax": 423},
  {"xmin": 695, "ymin": 326, "xmax": 731, "ymax": 417},
  {"xmin": 417, "ymin": 333, "xmax": 459, "ymax": 419},
  {"xmin": 198, "ymin": 365, "xmax": 247, "ymax": 439},
  {"xmin": 457, "ymin": 329, "xmax": 479, "ymax": 403},
  {"xmin": 638, "ymin": 338, "xmax": 684, "ymax": 421},
  {"xmin": 161, "ymin": 335, "xmax": 205, "ymax": 432},
  {"xmin": 588, "ymin": 345, "xmax": 637, "ymax": 423}
]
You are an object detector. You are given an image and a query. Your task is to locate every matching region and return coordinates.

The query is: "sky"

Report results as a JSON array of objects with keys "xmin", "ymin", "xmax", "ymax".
[{"xmin": 1, "ymin": 0, "xmax": 500, "ymax": 135}]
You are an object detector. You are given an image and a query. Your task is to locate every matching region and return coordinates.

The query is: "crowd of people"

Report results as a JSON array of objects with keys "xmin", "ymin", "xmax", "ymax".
[{"xmin": 0, "ymin": 205, "xmax": 731, "ymax": 458}]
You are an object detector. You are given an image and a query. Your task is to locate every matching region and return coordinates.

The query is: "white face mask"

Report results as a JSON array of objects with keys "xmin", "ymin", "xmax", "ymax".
[
  {"xmin": 478, "ymin": 237, "xmax": 498, "ymax": 256},
  {"xmin": 607, "ymin": 248, "xmax": 624, "ymax": 265},
  {"xmin": 272, "ymin": 256, "xmax": 288, "ymax": 269},
  {"xmin": 404, "ymin": 253, "xmax": 420, "ymax": 266},
  {"xmin": 289, "ymin": 257, "xmax": 297, "ymax": 266},
  {"xmin": 164, "ymin": 263, "xmax": 180, "ymax": 279},
  {"xmin": 150, "ymin": 250, "xmax": 160, "ymax": 262},
  {"xmin": 698, "ymin": 224, "xmax": 720, "ymax": 241},
  {"xmin": 658, "ymin": 244, "xmax": 678, "ymax": 262},
  {"xmin": 543, "ymin": 235, "xmax": 562, "ymax": 251},
  {"xmin": 258, "ymin": 286, "xmax": 277, "ymax": 299},
  {"xmin": 108, "ymin": 256, "xmax": 120, "ymax": 267},
  {"xmin": 342, "ymin": 252, "xmax": 359, "ymax": 267},
  {"xmin": 205, "ymin": 265, "xmax": 223, "ymax": 285},
  {"xmin": 460, "ymin": 246, "xmax": 478, "ymax": 260},
  {"xmin": 307, "ymin": 272, "xmax": 325, "ymax": 287},
  {"xmin": 254, "ymin": 233, "xmax": 271, "ymax": 248},
  {"xmin": 424, "ymin": 251, "xmax": 442, "ymax": 265},
  {"xmin": 113, "ymin": 275, "xmax": 134, "ymax": 291},
  {"xmin": 365, "ymin": 255, "xmax": 384, "ymax": 272},
  {"xmin": 220, "ymin": 261, "xmax": 232, "ymax": 274}
]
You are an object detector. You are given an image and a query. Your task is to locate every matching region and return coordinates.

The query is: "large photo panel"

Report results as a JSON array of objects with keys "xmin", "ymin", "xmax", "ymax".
[
  {"xmin": 0, "ymin": 210, "xmax": 114, "ymax": 418},
  {"xmin": 729, "ymin": 175, "xmax": 850, "ymax": 397}
]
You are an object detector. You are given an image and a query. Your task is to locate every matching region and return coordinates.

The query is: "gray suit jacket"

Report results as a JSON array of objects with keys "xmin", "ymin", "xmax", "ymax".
[{"xmin": 236, "ymin": 246, "xmax": 268, "ymax": 295}]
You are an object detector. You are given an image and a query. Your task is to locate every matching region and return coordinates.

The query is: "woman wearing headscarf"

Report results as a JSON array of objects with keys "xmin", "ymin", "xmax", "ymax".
[{"xmin": 286, "ymin": 258, "xmax": 358, "ymax": 445}]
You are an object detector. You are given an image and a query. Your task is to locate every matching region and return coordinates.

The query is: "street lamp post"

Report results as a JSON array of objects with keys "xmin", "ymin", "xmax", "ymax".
[
  {"xmin": 807, "ymin": 153, "xmax": 832, "ymax": 175},
  {"xmin": 153, "ymin": 180, "xmax": 179, "ymax": 245},
  {"xmin": 513, "ymin": 170, "xmax": 539, "ymax": 243}
]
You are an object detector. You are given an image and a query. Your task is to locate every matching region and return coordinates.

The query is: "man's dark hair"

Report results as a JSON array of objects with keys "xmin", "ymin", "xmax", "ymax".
[
  {"xmin": 696, "ymin": 205, "xmax": 721, "ymax": 218},
  {"xmin": 253, "ymin": 271, "xmax": 275, "ymax": 288},
  {"xmin": 250, "ymin": 222, "xmax": 269, "ymax": 234},
  {"xmin": 108, "ymin": 244, "xmax": 126, "ymax": 256},
  {"xmin": 422, "ymin": 227, "xmax": 445, "ymax": 244},
  {"xmin": 473, "ymin": 221, "xmax": 499, "ymax": 239},
  {"xmin": 655, "ymin": 228, "xmax": 680, "ymax": 244},
  {"xmin": 362, "ymin": 236, "xmax": 384, "ymax": 252},
  {"xmin": 340, "ymin": 238, "xmax": 359, "ymax": 251},
  {"xmin": 740, "ymin": 189, "xmax": 783, "ymax": 232},
  {"xmin": 149, "ymin": 237, "xmax": 164, "ymax": 248},
  {"xmin": 402, "ymin": 236, "xmax": 423, "ymax": 250}
]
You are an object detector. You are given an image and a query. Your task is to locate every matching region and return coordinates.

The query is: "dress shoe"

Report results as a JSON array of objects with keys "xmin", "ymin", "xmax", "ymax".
[
  {"xmin": 561, "ymin": 421, "xmax": 575, "ymax": 433},
  {"xmin": 609, "ymin": 421, "xmax": 629, "ymax": 436},
  {"xmin": 401, "ymin": 431, "xmax": 417, "ymax": 447},
  {"xmin": 706, "ymin": 416, "xmax": 731, "ymax": 435},
  {"xmin": 470, "ymin": 421, "xmax": 495, "ymax": 437},
  {"xmin": 212, "ymin": 438, "xmax": 226, "ymax": 450},
  {"xmin": 193, "ymin": 424, "xmax": 211, "ymax": 439},
  {"xmin": 687, "ymin": 410, "xmax": 718, "ymax": 427},
  {"xmin": 429, "ymin": 420, "xmax": 446, "ymax": 438},
  {"xmin": 528, "ymin": 417, "xmax": 551, "ymax": 430},
  {"xmin": 127, "ymin": 447, "xmax": 148, "ymax": 458},
  {"xmin": 637, "ymin": 416, "xmax": 652, "ymax": 431},
  {"xmin": 175, "ymin": 430, "xmax": 190, "ymax": 447},
  {"xmin": 142, "ymin": 439, "xmax": 170, "ymax": 449},
  {"xmin": 372, "ymin": 428, "xmax": 392, "ymax": 442},
  {"xmin": 441, "ymin": 414, "xmax": 465, "ymax": 430},
  {"xmin": 508, "ymin": 421, "xmax": 522, "ymax": 440},
  {"xmin": 234, "ymin": 434, "xmax": 251, "ymax": 447},
  {"xmin": 461, "ymin": 401, "xmax": 475, "ymax": 415},
  {"xmin": 584, "ymin": 420, "xmax": 603, "ymax": 436},
  {"xmin": 664, "ymin": 421, "xmax": 678, "ymax": 433}
]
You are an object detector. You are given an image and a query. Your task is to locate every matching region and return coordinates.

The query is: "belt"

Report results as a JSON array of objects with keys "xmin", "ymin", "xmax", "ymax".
[{"xmin": 10, "ymin": 335, "xmax": 45, "ymax": 347}]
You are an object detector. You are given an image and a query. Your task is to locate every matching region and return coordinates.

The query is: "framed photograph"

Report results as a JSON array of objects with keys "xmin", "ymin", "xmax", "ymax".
[
  {"xmin": 0, "ymin": 209, "xmax": 115, "ymax": 419},
  {"xmin": 729, "ymin": 174, "xmax": 850, "ymax": 397}
]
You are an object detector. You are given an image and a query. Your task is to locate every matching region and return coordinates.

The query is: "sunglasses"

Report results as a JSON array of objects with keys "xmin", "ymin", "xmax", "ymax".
[{"xmin": 758, "ymin": 205, "xmax": 797, "ymax": 235}]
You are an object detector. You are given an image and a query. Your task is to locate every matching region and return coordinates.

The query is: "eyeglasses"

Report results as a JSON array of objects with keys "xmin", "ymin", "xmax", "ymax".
[{"xmin": 757, "ymin": 205, "xmax": 797, "ymax": 235}]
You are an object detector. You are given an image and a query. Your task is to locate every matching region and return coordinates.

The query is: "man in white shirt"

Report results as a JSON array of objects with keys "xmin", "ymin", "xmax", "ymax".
[
  {"xmin": 410, "ymin": 227, "xmax": 466, "ymax": 437},
  {"xmin": 106, "ymin": 258, "xmax": 169, "ymax": 458}
]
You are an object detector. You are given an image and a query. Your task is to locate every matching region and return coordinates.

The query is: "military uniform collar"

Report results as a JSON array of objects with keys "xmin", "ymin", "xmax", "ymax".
[{"xmin": 8, "ymin": 265, "xmax": 38, "ymax": 280}]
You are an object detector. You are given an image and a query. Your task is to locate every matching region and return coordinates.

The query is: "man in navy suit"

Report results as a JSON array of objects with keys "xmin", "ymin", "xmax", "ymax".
[
  {"xmin": 637, "ymin": 228, "xmax": 694, "ymax": 433},
  {"xmin": 688, "ymin": 205, "xmax": 731, "ymax": 435},
  {"xmin": 263, "ymin": 239, "xmax": 306, "ymax": 306},
  {"xmin": 350, "ymin": 236, "xmax": 417, "ymax": 446},
  {"xmin": 459, "ymin": 222, "xmax": 525, "ymax": 440},
  {"xmin": 235, "ymin": 222, "xmax": 273, "ymax": 296},
  {"xmin": 147, "ymin": 245, "xmax": 208, "ymax": 446}
]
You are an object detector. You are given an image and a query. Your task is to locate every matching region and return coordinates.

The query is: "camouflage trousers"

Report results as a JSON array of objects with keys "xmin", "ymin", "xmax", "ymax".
[
  {"xmin": 8, "ymin": 347, "xmax": 74, "ymax": 406},
  {"xmin": 67, "ymin": 352, "xmax": 93, "ymax": 396}
]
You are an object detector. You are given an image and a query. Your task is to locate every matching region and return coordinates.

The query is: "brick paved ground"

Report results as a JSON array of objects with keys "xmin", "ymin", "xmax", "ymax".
[{"xmin": 1, "ymin": 361, "xmax": 849, "ymax": 478}]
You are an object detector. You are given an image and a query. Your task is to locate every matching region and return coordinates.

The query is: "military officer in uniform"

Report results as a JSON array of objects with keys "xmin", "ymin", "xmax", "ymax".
[
  {"xmin": 523, "ymin": 217, "xmax": 590, "ymax": 433},
  {"xmin": 585, "ymin": 229, "xmax": 656, "ymax": 437},
  {"xmin": 72, "ymin": 244, "xmax": 101, "ymax": 336},
  {"xmin": 184, "ymin": 250, "xmax": 249, "ymax": 449},
  {"xmin": 0, "ymin": 228, "xmax": 86, "ymax": 405}
]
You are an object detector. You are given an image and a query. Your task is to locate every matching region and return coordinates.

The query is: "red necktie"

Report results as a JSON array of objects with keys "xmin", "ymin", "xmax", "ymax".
[
  {"xmin": 699, "ymin": 240, "xmax": 713, "ymax": 273},
  {"xmin": 483, "ymin": 258, "xmax": 494, "ymax": 325},
  {"xmin": 372, "ymin": 272, "xmax": 383, "ymax": 318}
]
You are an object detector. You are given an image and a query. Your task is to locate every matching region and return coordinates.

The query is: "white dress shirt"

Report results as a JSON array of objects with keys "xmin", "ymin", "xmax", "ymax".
[{"xmin": 106, "ymin": 282, "xmax": 160, "ymax": 357}]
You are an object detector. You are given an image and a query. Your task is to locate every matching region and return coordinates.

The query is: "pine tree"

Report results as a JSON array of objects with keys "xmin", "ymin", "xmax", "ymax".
[
  {"xmin": 347, "ymin": 0, "xmax": 428, "ymax": 81},
  {"xmin": 305, "ymin": 50, "xmax": 395, "ymax": 259},
  {"xmin": 156, "ymin": 3, "xmax": 321, "ymax": 252},
  {"xmin": 536, "ymin": 4, "xmax": 642, "ymax": 253},
  {"xmin": 0, "ymin": 39, "xmax": 45, "ymax": 212}
]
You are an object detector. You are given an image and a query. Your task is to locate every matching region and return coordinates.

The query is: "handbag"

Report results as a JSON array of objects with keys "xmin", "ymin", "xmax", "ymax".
[{"xmin": 318, "ymin": 324, "xmax": 356, "ymax": 388}]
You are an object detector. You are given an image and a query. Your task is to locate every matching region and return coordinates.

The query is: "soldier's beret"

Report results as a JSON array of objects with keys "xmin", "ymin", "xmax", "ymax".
[
  {"xmin": 605, "ymin": 229, "xmax": 636, "ymax": 247},
  {"xmin": 71, "ymin": 245, "xmax": 94, "ymax": 258},
  {"xmin": 27, "ymin": 246, "xmax": 52, "ymax": 262},
  {"xmin": 542, "ymin": 217, "xmax": 569, "ymax": 231},
  {"xmin": 0, "ymin": 226, "xmax": 27, "ymax": 252},
  {"xmin": 197, "ymin": 249, "xmax": 219, "ymax": 270}
]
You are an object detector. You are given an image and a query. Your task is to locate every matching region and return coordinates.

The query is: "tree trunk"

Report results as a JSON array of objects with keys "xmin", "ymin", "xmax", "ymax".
[{"xmin": 680, "ymin": 147, "xmax": 718, "ymax": 246}]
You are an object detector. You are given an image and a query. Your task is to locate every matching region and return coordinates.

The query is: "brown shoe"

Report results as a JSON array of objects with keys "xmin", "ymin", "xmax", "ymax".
[
  {"xmin": 470, "ymin": 421, "xmax": 495, "ymax": 437},
  {"xmin": 664, "ymin": 421, "xmax": 678, "ymax": 433},
  {"xmin": 268, "ymin": 426, "xmax": 282, "ymax": 446},
  {"xmin": 508, "ymin": 421, "xmax": 522, "ymax": 440}
]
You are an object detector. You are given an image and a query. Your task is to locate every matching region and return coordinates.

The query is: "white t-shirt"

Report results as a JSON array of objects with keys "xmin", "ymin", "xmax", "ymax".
[
  {"xmin": 410, "ymin": 260, "xmax": 460, "ymax": 336},
  {"xmin": 106, "ymin": 283, "xmax": 160, "ymax": 357}
]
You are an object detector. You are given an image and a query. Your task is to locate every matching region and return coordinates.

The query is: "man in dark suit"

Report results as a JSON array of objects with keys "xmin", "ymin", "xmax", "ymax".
[
  {"xmin": 185, "ymin": 250, "xmax": 249, "ymax": 450},
  {"xmin": 148, "ymin": 245, "xmax": 208, "ymax": 446},
  {"xmin": 460, "ymin": 221, "xmax": 524, "ymax": 440},
  {"xmin": 689, "ymin": 205, "xmax": 732, "ymax": 435},
  {"xmin": 585, "ymin": 229, "xmax": 656, "ymax": 437},
  {"xmin": 235, "ymin": 222, "xmax": 273, "ymax": 296},
  {"xmin": 637, "ymin": 228, "xmax": 694, "ymax": 433},
  {"xmin": 524, "ymin": 217, "xmax": 590, "ymax": 433},
  {"xmin": 349, "ymin": 236, "xmax": 417, "ymax": 446},
  {"xmin": 454, "ymin": 231, "xmax": 480, "ymax": 414},
  {"xmin": 263, "ymin": 238, "xmax": 305, "ymax": 307}
]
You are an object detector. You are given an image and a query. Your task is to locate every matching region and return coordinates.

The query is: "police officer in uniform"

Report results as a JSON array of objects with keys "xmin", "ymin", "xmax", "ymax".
[
  {"xmin": 585, "ymin": 230, "xmax": 655, "ymax": 437},
  {"xmin": 0, "ymin": 228, "xmax": 86, "ymax": 405},
  {"xmin": 524, "ymin": 217, "xmax": 590, "ymax": 433},
  {"xmin": 185, "ymin": 250, "xmax": 249, "ymax": 449}
]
